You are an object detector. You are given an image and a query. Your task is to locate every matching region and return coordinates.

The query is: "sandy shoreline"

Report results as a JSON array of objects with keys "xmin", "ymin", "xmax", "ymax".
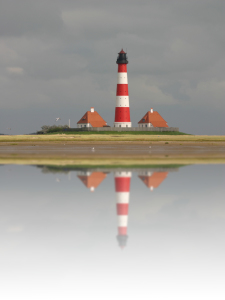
[
  {"xmin": 1, "ymin": 135, "xmax": 225, "ymax": 165},
  {"xmin": 0, "ymin": 140, "xmax": 225, "ymax": 165}
]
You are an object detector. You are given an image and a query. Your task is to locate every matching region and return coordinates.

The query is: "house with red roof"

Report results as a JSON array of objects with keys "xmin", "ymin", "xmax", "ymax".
[
  {"xmin": 77, "ymin": 171, "xmax": 107, "ymax": 192},
  {"xmin": 77, "ymin": 107, "xmax": 107, "ymax": 128},
  {"xmin": 138, "ymin": 171, "xmax": 168, "ymax": 191},
  {"xmin": 138, "ymin": 108, "xmax": 168, "ymax": 128}
]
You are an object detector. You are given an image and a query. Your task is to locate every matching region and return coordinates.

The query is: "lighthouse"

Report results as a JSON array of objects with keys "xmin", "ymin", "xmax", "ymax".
[
  {"xmin": 114, "ymin": 171, "xmax": 132, "ymax": 248},
  {"xmin": 114, "ymin": 49, "xmax": 132, "ymax": 127}
]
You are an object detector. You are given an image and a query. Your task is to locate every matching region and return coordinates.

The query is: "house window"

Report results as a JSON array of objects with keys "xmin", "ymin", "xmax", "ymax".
[
  {"xmin": 126, "ymin": 125, "xmax": 128, "ymax": 127},
  {"xmin": 84, "ymin": 125, "xmax": 86, "ymax": 127},
  {"xmin": 119, "ymin": 125, "xmax": 121, "ymax": 127},
  {"xmin": 146, "ymin": 125, "xmax": 147, "ymax": 127},
  {"xmin": 142, "ymin": 119, "xmax": 145, "ymax": 122}
]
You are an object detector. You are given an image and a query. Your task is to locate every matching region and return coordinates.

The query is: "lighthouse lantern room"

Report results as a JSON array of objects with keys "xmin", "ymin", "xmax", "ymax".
[{"xmin": 114, "ymin": 49, "xmax": 132, "ymax": 128}]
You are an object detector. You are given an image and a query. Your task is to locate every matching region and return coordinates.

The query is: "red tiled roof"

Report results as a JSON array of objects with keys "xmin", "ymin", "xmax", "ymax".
[
  {"xmin": 77, "ymin": 172, "xmax": 107, "ymax": 189},
  {"xmin": 138, "ymin": 111, "xmax": 168, "ymax": 127},
  {"xmin": 77, "ymin": 111, "xmax": 107, "ymax": 127},
  {"xmin": 138, "ymin": 172, "xmax": 168, "ymax": 189}
]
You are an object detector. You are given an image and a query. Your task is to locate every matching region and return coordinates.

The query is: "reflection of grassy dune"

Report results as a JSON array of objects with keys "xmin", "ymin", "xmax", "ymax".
[
  {"xmin": 37, "ymin": 164, "xmax": 186, "ymax": 173},
  {"xmin": 0, "ymin": 135, "xmax": 225, "ymax": 142}
]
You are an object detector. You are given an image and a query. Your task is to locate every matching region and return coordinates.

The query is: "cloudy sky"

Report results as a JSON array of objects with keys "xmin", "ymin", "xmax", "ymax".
[{"xmin": 0, "ymin": 0, "xmax": 224, "ymax": 135}]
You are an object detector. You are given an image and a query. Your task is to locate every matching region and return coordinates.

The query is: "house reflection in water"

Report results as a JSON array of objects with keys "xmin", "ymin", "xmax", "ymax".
[
  {"xmin": 77, "ymin": 171, "xmax": 107, "ymax": 192},
  {"xmin": 138, "ymin": 171, "xmax": 168, "ymax": 191}
]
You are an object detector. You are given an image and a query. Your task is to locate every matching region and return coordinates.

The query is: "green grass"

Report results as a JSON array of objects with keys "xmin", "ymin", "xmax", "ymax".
[
  {"xmin": 36, "ymin": 164, "xmax": 187, "ymax": 172},
  {"xmin": 46, "ymin": 131, "xmax": 190, "ymax": 135}
]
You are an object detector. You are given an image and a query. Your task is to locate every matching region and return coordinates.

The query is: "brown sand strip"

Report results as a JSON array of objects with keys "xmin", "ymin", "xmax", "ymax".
[{"xmin": 0, "ymin": 142, "xmax": 225, "ymax": 165}]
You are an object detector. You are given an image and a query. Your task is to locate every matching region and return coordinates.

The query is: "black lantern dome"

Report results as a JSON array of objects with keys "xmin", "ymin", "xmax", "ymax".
[{"xmin": 116, "ymin": 49, "xmax": 128, "ymax": 64}]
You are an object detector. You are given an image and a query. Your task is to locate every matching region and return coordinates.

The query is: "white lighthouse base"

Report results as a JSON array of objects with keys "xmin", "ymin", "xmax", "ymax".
[{"xmin": 114, "ymin": 122, "xmax": 132, "ymax": 128}]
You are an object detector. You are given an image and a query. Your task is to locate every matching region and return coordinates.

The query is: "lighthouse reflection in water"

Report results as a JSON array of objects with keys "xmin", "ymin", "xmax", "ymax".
[
  {"xmin": 1, "ymin": 164, "xmax": 225, "ymax": 300},
  {"xmin": 76, "ymin": 166, "xmax": 169, "ymax": 248}
]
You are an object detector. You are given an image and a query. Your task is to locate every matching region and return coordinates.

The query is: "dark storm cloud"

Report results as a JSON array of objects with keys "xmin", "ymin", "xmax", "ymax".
[{"xmin": 0, "ymin": 0, "xmax": 224, "ymax": 134}]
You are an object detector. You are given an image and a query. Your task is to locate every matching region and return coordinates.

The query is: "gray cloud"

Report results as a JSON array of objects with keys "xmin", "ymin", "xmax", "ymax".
[{"xmin": 0, "ymin": 0, "xmax": 63, "ymax": 37}]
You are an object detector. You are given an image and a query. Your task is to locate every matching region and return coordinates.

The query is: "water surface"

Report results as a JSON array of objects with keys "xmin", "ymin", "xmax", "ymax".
[{"xmin": 0, "ymin": 164, "xmax": 225, "ymax": 300}]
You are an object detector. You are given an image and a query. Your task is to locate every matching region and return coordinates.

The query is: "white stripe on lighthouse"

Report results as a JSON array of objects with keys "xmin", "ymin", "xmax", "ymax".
[
  {"xmin": 117, "ymin": 73, "xmax": 128, "ymax": 84},
  {"xmin": 116, "ymin": 192, "xmax": 130, "ymax": 203},
  {"xmin": 116, "ymin": 96, "xmax": 130, "ymax": 107},
  {"xmin": 117, "ymin": 215, "xmax": 128, "ymax": 227}
]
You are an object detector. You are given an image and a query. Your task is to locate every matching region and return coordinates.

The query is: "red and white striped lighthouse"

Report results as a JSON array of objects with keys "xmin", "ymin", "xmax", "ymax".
[
  {"xmin": 114, "ymin": 171, "xmax": 132, "ymax": 248},
  {"xmin": 114, "ymin": 49, "xmax": 132, "ymax": 127}
]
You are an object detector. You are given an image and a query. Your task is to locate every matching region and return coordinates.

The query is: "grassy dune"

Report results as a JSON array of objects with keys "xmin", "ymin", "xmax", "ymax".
[
  {"xmin": 0, "ymin": 134, "xmax": 225, "ymax": 143},
  {"xmin": 46, "ymin": 131, "xmax": 188, "ymax": 135},
  {"xmin": 1, "ymin": 134, "xmax": 225, "ymax": 165}
]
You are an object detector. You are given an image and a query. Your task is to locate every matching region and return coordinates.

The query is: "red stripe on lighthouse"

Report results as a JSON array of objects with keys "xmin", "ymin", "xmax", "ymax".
[
  {"xmin": 117, "ymin": 203, "xmax": 129, "ymax": 215},
  {"xmin": 116, "ymin": 84, "xmax": 129, "ymax": 96},
  {"xmin": 115, "ymin": 177, "xmax": 131, "ymax": 192},
  {"xmin": 118, "ymin": 227, "xmax": 127, "ymax": 235},
  {"xmin": 118, "ymin": 64, "xmax": 127, "ymax": 72},
  {"xmin": 114, "ymin": 107, "xmax": 131, "ymax": 122}
]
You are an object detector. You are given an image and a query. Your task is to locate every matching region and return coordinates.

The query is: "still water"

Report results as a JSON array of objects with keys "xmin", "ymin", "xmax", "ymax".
[{"xmin": 1, "ymin": 164, "xmax": 225, "ymax": 300}]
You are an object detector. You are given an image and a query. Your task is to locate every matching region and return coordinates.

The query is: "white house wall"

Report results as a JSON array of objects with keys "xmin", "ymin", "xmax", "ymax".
[
  {"xmin": 77, "ymin": 123, "xmax": 92, "ymax": 128},
  {"xmin": 138, "ymin": 123, "xmax": 153, "ymax": 128}
]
